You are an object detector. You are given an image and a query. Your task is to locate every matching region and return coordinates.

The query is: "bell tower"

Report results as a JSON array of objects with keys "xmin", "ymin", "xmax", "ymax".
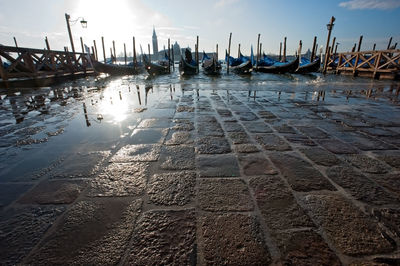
[{"xmin": 152, "ymin": 26, "xmax": 158, "ymax": 59}]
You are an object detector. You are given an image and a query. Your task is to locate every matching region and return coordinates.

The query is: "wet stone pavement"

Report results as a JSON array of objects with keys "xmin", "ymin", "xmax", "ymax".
[{"xmin": 1, "ymin": 82, "xmax": 400, "ymax": 265}]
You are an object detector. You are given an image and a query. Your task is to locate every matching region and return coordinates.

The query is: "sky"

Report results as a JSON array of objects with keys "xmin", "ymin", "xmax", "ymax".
[{"xmin": 0, "ymin": 0, "xmax": 399, "ymax": 57}]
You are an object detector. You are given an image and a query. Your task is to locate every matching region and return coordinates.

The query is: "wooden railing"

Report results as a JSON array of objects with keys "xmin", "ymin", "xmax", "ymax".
[
  {"xmin": 326, "ymin": 49, "xmax": 400, "ymax": 79},
  {"xmin": 0, "ymin": 45, "xmax": 94, "ymax": 81}
]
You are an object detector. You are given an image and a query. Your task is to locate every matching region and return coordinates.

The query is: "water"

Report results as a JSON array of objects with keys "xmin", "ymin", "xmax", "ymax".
[{"xmin": 0, "ymin": 68, "xmax": 399, "ymax": 183}]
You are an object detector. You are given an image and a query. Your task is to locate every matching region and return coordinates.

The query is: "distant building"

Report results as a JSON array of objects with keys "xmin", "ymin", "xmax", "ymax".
[{"xmin": 152, "ymin": 26, "xmax": 159, "ymax": 60}]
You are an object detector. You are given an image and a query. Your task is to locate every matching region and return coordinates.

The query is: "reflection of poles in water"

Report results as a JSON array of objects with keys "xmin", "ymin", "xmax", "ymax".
[
  {"xmin": 170, "ymin": 84, "xmax": 173, "ymax": 101},
  {"xmin": 83, "ymin": 102, "xmax": 91, "ymax": 127},
  {"xmin": 136, "ymin": 85, "xmax": 141, "ymax": 105},
  {"xmin": 119, "ymin": 91, "xmax": 122, "ymax": 100},
  {"xmin": 226, "ymin": 90, "xmax": 230, "ymax": 103},
  {"xmin": 196, "ymin": 89, "xmax": 199, "ymax": 98},
  {"xmin": 248, "ymin": 90, "xmax": 256, "ymax": 100},
  {"xmin": 305, "ymin": 91, "xmax": 309, "ymax": 101},
  {"xmin": 278, "ymin": 91, "xmax": 281, "ymax": 101},
  {"xmin": 145, "ymin": 85, "xmax": 152, "ymax": 106},
  {"xmin": 316, "ymin": 90, "xmax": 325, "ymax": 101},
  {"xmin": 9, "ymin": 96, "xmax": 24, "ymax": 124},
  {"xmin": 128, "ymin": 85, "xmax": 131, "ymax": 92}
]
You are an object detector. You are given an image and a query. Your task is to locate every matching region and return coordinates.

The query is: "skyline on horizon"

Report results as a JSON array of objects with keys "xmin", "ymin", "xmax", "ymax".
[{"xmin": 0, "ymin": 0, "xmax": 399, "ymax": 57}]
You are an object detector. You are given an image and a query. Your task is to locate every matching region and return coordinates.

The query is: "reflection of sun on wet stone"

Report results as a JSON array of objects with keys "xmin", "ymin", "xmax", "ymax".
[
  {"xmin": 199, "ymin": 213, "xmax": 271, "ymax": 265},
  {"xmin": 276, "ymin": 230, "xmax": 341, "ymax": 265},
  {"xmin": 111, "ymin": 144, "xmax": 161, "ymax": 162},
  {"xmin": 255, "ymin": 134, "xmax": 292, "ymax": 151},
  {"xmin": 159, "ymin": 145, "xmax": 195, "ymax": 170},
  {"xmin": 50, "ymin": 151, "xmax": 111, "ymax": 178},
  {"xmin": 0, "ymin": 206, "xmax": 65, "ymax": 265},
  {"xmin": 88, "ymin": 162, "xmax": 148, "ymax": 197},
  {"xmin": 147, "ymin": 171, "xmax": 195, "ymax": 205},
  {"xmin": 165, "ymin": 131, "xmax": 193, "ymax": 145},
  {"xmin": 249, "ymin": 175, "xmax": 314, "ymax": 231},
  {"xmin": 137, "ymin": 118, "xmax": 171, "ymax": 128},
  {"xmin": 25, "ymin": 199, "xmax": 142, "ymax": 265},
  {"xmin": 195, "ymin": 137, "xmax": 231, "ymax": 154},
  {"xmin": 198, "ymin": 178, "xmax": 253, "ymax": 211},
  {"xmin": 197, "ymin": 154, "xmax": 240, "ymax": 177},
  {"xmin": 18, "ymin": 180, "xmax": 87, "ymax": 204},
  {"xmin": 299, "ymin": 192, "xmax": 395, "ymax": 256},
  {"xmin": 125, "ymin": 210, "xmax": 196, "ymax": 265},
  {"xmin": 130, "ymin": 128, "xmax": 168, "ymax": 144}
]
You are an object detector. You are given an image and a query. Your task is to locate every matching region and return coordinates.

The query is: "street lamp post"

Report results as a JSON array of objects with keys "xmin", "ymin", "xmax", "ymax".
[
  {"xmin": 323, "ymin": 16, "xmax": 335, "ymax": 74},
  {"xmin": 65, "ymin": 13, "xmax": 87, "ymax": 54}
]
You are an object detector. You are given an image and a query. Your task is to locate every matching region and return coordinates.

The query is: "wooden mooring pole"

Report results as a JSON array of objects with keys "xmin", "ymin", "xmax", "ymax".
[
  {"xmin": 113, "ymin": 41, "xmax": 116, "ymax": 63},
  {"xmin": 238, "ymin": 44, "xmax": 241, "ymax": 58},
  {"xmin": 65, "ymin": 13, "xmax": 76, "ymax": 54},
  {"xmin": 256, "ymin": 34, "xmax": 260, "ymax": 66},
  {"xmin": 387, "ymin": 37, "xmax": 393, "ymax": 49},
  {"xmin": 80, "ymin": 37, "xmax": 84, "ymax": 53},
  {"xmin": 148, "ymin": 44, "xmax": 151, "ymax": 62},
  {"xmin": 168, "ymin": 38, "xmax": 171, "ymax": 73},
  {"xmin": 124, "ymin": 43, "xmax": 127, "ymax": 65},
  {"xmin": 323, "ymin": 16, "xmax": 335, "ymax": 74},
  {"xmin": 93, "ymin": 40, "xmax": 98, "ymax": 61},
  {"xmin": 171, "ymin": 42, "xmax": 175, "ymax": 71},
  {"xmin": 45, "ymin": 37, "xmax": 51, "ymax": 50},
  {"xmin": 283, "ymin": 37, "xmax": 287, "ymax": 62},
  {"xmin": 227, "ymin": 32, "xmax": 232, "ymax": 74},
  {"xmin": 196, "ymin": 35, "xmax": 199, "ymax": 73},
  {"xmin": 311, "ymin": 36, "xmax": 317, "ymax": 61},
  {"xmin": 331, "ymin": 37, "xmax": 336, "ymax": 55},
  {"xmin": 133, "ymin": 36, "xmax": 137, "ymax": 65},
  {"xmin": 373, "ymin": 43, "xmax": 376, "ymax": 51},
  {"xmin": 216, "ymin": 44, "xmax": 218, "ymax": 61},
  {"xmin": 357, "ymin": 35, "xmax": 363, "ymax": 52},
  {"xmin": 279, "ymin": 42, "xmax": 282, "ymax": 62},
  {"xmin": 102, "ymin": 37, "xmax": 106, "ymax": 63}
]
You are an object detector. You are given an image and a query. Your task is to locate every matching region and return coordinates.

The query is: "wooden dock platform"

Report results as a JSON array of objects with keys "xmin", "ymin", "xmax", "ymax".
[
  {"xmin": 0, "ymin": 45, "xmax": 96, "ymax": 88},
  {"xmin": 326, "ymin": 49, "xmax": 400, "ymax": 80}
]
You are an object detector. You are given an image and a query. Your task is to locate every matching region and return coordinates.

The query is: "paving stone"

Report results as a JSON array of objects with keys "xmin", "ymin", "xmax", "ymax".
[
  {"xmin": 50, "ymin": 151, "xmax": 111, "ymax": 178},
  {"xmin": 238, "ymin": 154, "xmax": 277, "ymax": 176},
  {"xmin": 125, "ymin": 210, "xmax": 196, "ymax": 265},
  {"xmin": 196, "ymin": 115, "xmax": 217, "ymax": 123},
  {"xmin": 130, "ymin": 128, "xmax": 168, "ymax": 144},
  {"xmin": 228, "ymin": 132, "xmax": 251, "ymax": 144},
  {"xmin": 176, "ymin": 105, "xmax": 195, "ymax": 112},
  {"xmin": 235, "ymin": 111, "xmax": 259, "ymax": 121},
  {"xmin": 374, "ymin": 151, "xmax": 400, "ymax": 169},
  {"xmin": 299, "ymin": 192, "xmax": 395, "ymax": 256},
  {"xmin": 165, "ymin": 131, "xmax": 193, "ymax": 145},
  {"xmin": 255, "ymin": 134, "xmax": 292, "ymax": 151},
  {"xmin": 368, "ymin": 173, "xmax": 400, "ymax": 197},
  {"xmin": 137, "ymin": 118, "xmax": 171, "ymax": 128},
  {"xmin": 242, "ymin": 121, "xmax": 273, "ymax": 133},
  {"xmin": 249, "ymin": 175, "xmax": 314, "ymax": 231},
  {"xmin": 299, "ymin": 147, "xmax": 342, "ymax": 166},
  {"xmin": 223, "ymin": 121, "xmax": 245, "ymax": 132},
  {"xmin": 276, "ymin": 230, "xmax": 341, "ymax": 265},
  {"xmin": 0, "ymin": 183, "xmax": 31, "ymax": 208},
  {"xmin": 318, "ymin": 139, "xmax": 358, "ymax": 154},
  {"xmin": 111, "ymin": 144, "xmax": 161, "ymax": 162},
  {"xmin": 234, "ymin": 144, "xmax": 260, "ymax": 153},
  {"xmin": 159, "ymin": 145, "xmax": 195, "ymax": 170},
  {"xmin": 373, "ymin": 208, "xmax": 400, "ymax": 238},
  {"xmin": 171, "ymin": 119, "xmax": 194, "ymax": 131},
  {"xmin": 25, "ymin": 199, "xmax": 142, "ymax": 265},
  {"xmin": 195, "ymin": 136, "xmax": 231, "ymax": 154},
  {"xmin": 197, "ymin": 154, "xmax": 240, "ymax": 177},
  {"xmin": 0, "ymin": 206, "xmax": 65, "ymax": 265},
  {"xmin": 18, "ymin": 180, "xmax": 86, "ymax": 204},
  {"xmin": 147, "ymin": 171, "xmax": 195, "ymax": 206},
  {"xmin": 87, "ymin": 162, "xmax": 148, "ymax": 197},
  {"xmin": 216, "ymin": 108, "xmax": 232, "ymax": 117},
  {"xmin": 269, "ymin": 153, "xmax": 335, "ymax": 192},
  {"xmin": 198, "ymin": 178, "xmax": 253, "ymax": 211},
  {"xmin": 231, "ymin": 105, "xmax": 251, "ymax": 113},
  {"xmin": 282, "ymin": 133, "xmax": 317, "ymax": 146},
  {"xmin": 337, "ymin": 132, "xmax": 395, "ymax": 151},
  {"xmin": 344, "ymin": 154, "xmax": 390, "ymax": 174},
  {"xmin": 199, "ymin": 213, "xmax": 271, "ymax": 265},
  {"xmin": 273, "ymin": 123, "xmax": 297, "ymax": 134},
  {"xmin": 197, "ymin": 122, "xmax": 224, "ymax": 137},
  {"xmin": 326, "ymin": 166, "xmax": 398, "ymax": 205},
  {"xmin": 360, "ymin": 127, "xmax": 398, "ymax": 137},
  {"xmin": 258, "ymin": 110, "xmax": 277, "ymax": 119},
  {"xmin": 296, "ymin": 126, "xmax": 330, "ymax": 139}
]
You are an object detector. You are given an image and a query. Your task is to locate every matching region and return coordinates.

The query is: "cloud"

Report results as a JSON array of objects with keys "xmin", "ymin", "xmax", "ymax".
[
  {"xmin": 214, "ymin": 0, "xmax": 239, "ymax": 8},
  {"xmin": 339, "ymin": 0, "xmax": 400, "ymax": 10}
]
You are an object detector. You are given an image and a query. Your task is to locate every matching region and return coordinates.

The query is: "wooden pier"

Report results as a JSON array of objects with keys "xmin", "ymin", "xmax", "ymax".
[
  {"xmin": 326, "ymin": 48, "xmax": 400, "ymax": 80},
  {"xmin": 0, "ymin": 45, "xmax": 96, "ymax": 88}
]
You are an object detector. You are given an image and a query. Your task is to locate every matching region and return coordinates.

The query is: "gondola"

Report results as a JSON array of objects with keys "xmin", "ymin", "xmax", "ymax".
[
  {"xmin": 255, "ymin": 54, "xmax": 299, "ymax": 74},
  {"xmin": 92, "ymin": 61, "xmax": 142, "ymax": 75},
  {"xmin": 143, "ymin": 52, "xmax": 169, "ymax": 76},
  {"xmin": 225, "ymin": 51, "xmax": 252, "ymax": 74},
  {"xmin": 179, "ymin": 48, "xmax": 198, "ymax": 75},
  {"xmin": 295, "ymin": 57, "xmax": 321, "ymax": 73},
  {"xmin": 202, "ymin": 51, "xmax": 221, "ymax": 75}
]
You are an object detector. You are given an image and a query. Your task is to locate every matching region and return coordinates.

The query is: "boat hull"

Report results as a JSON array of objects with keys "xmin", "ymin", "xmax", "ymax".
[
  {"xmin": 295, "ymin": 58, "xmax": 321, "ymax": 74},
  {"xmin": 93, "ymin": 61, "xmax": 141, "ymax": 75},
  {"xmin": 255, "ymin": 57, "xmax": 299, "ymax": 74},
  {"xmin": 230, "ymin": 60, "xmax": 252, "ymax": 75},
  {"xmin": 179, "ymin": 59, "xmax": 198, "ymax": 75}
]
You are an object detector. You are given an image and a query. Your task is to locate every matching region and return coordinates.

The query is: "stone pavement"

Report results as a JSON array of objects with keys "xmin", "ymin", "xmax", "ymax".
[{"xmin": 1, "ymin": 88, "xmax": 400, "ymax": 265}]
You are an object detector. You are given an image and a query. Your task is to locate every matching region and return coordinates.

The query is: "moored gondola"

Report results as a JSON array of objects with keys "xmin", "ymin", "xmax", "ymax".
[
  {"xmin": 179, "ymin": 48, "xmax": 198, "ymax": 75},
  {"xmin": 143, "ymin": 53, "xmax": 169, "ymax": 76},
  {"xmin": 295, "ymin": 57, "xmax": 321, "ymax": 74},
  {"xmin": 93, "ymin": 61, "xmax": 142, "ymax": 75},
  {"xmin": 226, "ymin": 51, "xmax": 252, "ymax": 74},
  {"xmin": 202, "ymin": 51, "xmax": 221, "ymax": 75},
  {"xmin": 255, "ymin": 55, "xmax": 299, "ymax": 74}
]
